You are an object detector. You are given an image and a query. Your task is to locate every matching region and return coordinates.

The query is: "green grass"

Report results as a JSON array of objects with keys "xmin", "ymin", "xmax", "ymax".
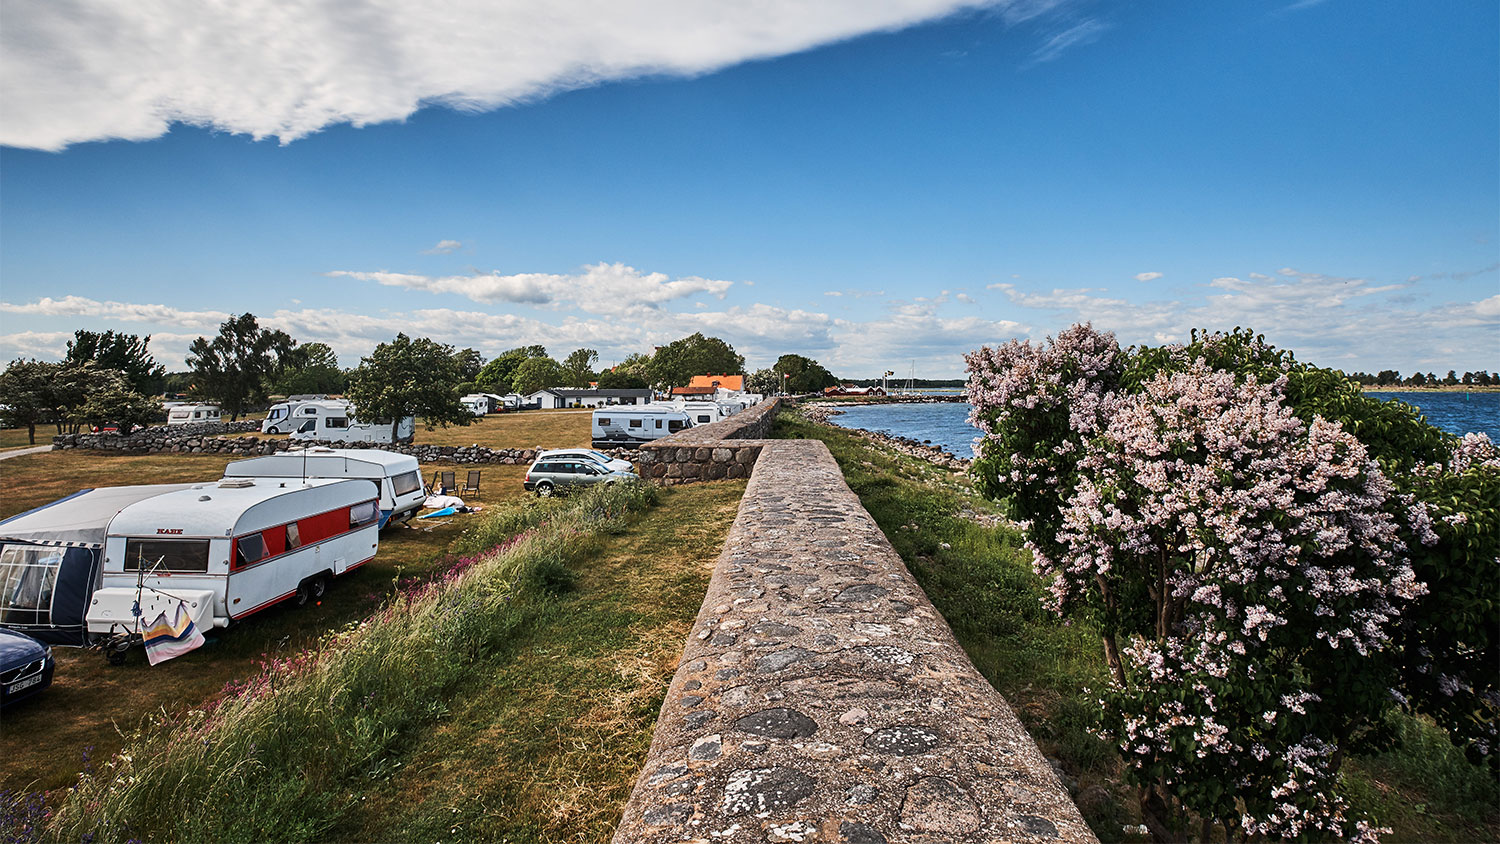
[
  {"xmin": 773, "ymin": 406, "xmax": 1500, "ymax": 844},
  {"xmin": 21, "ymin": 478, "xmax": 740, "ymax": 844}
]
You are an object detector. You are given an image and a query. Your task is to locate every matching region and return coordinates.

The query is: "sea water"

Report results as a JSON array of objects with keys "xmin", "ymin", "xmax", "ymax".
[{"xmin": 827, "ymin": 391, "xmax": 1499, "ymax": 458}]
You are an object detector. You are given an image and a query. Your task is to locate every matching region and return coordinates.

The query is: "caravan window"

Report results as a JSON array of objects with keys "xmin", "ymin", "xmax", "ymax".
[
  {"xmin": 697, "ymin": 415, "xmax": 712, "ymax": 423},
  {"xmin": 124, "ymin": 539, "xmax": 210, "ymax": 573},
  {"xmin": 298, "ymin": 419, "xmax": 316, "ymax": 433},
  {"xmin": 0, "ymin": 545, "xmax": 63, "ymax": 626},
  {"xmin": 597, "ymin": 417, "xmax": 611, "ymax": 426},
  {"xmin": 350, "ymin": 500, "xmax": 379, "ymax": 528},
  {"xmin": 235, "ymin": 534, "xmax": 267, "ymax": 567},
  {"xmin": 655, "ymin": 420, "xmax": 662, "ymax": 429},
  {"xmin": 327, "ymin": 417, "xmax": 349, "ymax": 429},
  {"xmin": 286, "ymin": 523, "xmax": 302, "ymax": 549},
  {"xmin": 392, "ymin": 471, "xmax": 422, "ymax": 496},
  {"xmin": 629, "ymin": 418, "xmax": 642, "ymax": 428},
  {"xmin": 668, "ymin": 420, "xmax": 686, "ymax": 431}
]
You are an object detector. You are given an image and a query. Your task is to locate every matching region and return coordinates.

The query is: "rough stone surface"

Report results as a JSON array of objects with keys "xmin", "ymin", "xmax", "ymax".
[{"xmin": 612, "ymin": 436, "xmax": 1097, "ymax": 844}]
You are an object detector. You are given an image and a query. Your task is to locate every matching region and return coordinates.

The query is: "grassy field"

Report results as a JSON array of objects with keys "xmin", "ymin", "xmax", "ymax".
[
  {"xmin": 0, "ymin": 451, "xmax": 531, "ymax": 793},
  {"xmin": 773, "ymin": 406, "xmax": 1500, "ymax": 844},
  {"xmin": 411, "ymin": 408, "xmax": 591, "ymax": 449}
]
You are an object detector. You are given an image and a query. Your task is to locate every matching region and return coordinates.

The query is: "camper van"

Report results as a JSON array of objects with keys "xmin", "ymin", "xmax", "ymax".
[
  {"xmin": 460, "ymin": 394, "xmax": 489, "ymax": 416},
  {"xmin": 0, "ymin": 485, "xmax": 195, "ymax": 646},
  {"xmin": 591, "ymin": 404, "xmax": 694, "ymax": 449},
  {"xmin": 261, "ymin": 395, "xmax": 329, "ymax": 434},
  {"xmin": 224, "ymin": 448, "xmax": 426, "ymax": 528},
  {"xmin": 85, "ymin": 478, "xmax": 380, "ymax": 647},
  {"xmin": 283, "ymin": 399, "xmax": 415, "ymax": 444},
  {"xmin": 663, "ymin": 399, "xmax": 740, "ymax": 426},
  {"xmin": 166, "ymin": 404, "xmax": 221, "ymax": 425}
]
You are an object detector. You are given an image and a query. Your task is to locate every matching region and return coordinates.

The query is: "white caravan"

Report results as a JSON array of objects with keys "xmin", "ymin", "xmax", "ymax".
[
  {"xmin": 166, "ymin": 404, "xmax": 221, "ymax": 425},
  {"xmin": 284, "ymin": 399, "xmax": 415, "ymax": 444},
  {"xmin": 663, "ymin": 399, "xmax": 741, "ymax": 426},
  {"xmin": 591, "ymin": 404, "xmax": 695, "ymax": 449},
  {"xmin": 224, "ymin": 448, "xmax": 427, "ymax": 529},
  {"xmin": 85, "ymin": 478, "xmax": 380, "ymax": 642},
  {"xmin": 460, "ymin": 394, "xmax": 490, "ymax": 416}
]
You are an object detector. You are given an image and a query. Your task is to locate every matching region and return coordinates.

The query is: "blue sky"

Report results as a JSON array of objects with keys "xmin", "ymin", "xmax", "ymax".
[{"xmin": 1, "ymin": 0, "xmax": 1495, "ymax": 378}]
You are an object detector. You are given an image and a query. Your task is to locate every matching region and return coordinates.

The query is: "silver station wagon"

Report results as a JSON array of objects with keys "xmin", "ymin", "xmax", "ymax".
[{"xmin": 523, "ymin": 459, "xmax": 638, "ymax": 497}]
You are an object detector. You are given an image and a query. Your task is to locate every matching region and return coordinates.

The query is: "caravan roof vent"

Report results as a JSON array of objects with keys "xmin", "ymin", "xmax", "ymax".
[{"xmin": 217, "ymin": 478, "xmax": 256, "ymax": 489}]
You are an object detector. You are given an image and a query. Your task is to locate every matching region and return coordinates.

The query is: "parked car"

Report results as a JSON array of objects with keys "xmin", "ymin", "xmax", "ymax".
[
  {"xmin": 523, "ymin": 459, "xmax": 638, "ymax": 497},
  {"xmin": 533, "ymin": 448, "xmax": 634, "ymax": 474},
  {"xmin": 1, "ymin": 628, "xmax": 55, "ymax": 707}
]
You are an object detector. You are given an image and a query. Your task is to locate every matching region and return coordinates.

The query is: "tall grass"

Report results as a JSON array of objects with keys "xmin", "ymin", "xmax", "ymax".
[{"xmin": 43, "ymin": 481, "xmax": 658, "ymax": 844}]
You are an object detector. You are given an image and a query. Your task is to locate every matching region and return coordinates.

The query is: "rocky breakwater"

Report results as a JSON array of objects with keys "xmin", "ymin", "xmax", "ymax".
[
  {"xmin": 803, "ymin": 403, "xmax": 971, "ymax": 472},
  {"xmin": 638, "ymin": 399, "xmax": 781, "ymax": 486},
  {"xmin": 613, "ymin": 439, "xmax": 1095, "ymax": 844}
]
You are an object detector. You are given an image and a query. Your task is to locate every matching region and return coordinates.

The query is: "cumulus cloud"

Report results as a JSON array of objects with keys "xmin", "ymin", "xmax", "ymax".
[
  {"xmin": 0, "ymin": 296, "xmax": 229, "ymax": 329},
  {"xmin": 1, "ymin": 0, "xmax": 1092, "ymax": 151},
  {"xmin": 325, "ymin": 261, "xmax": 733, "ymax": 316},
  {"xmin": 988, "ymin": 267, "xmax": 1498, "ymax": 373},
  {"xmin": 422, "ymin": 239, "xmax": 463, "ymax": 255},
  {"xmin": 1134, "ymin": 271, "xmax": 1163, "ymax": 282}
]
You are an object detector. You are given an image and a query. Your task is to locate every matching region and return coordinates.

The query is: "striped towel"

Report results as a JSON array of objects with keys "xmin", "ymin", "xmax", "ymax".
[{"xmin": 143, "ymin": 602, "xmax": 205, "ymax": 666}]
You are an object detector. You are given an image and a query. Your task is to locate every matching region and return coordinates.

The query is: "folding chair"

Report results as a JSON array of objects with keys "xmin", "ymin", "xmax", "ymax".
[
  {"xmin": 432, "ymin": 470, "xmax": 456, "ymax": 494},
  {"xmin": 459, "ymin": 470, "xmax": 481, "ymax": 496}
]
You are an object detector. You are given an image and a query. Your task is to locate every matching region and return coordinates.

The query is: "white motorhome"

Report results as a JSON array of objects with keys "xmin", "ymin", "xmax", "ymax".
[
  {"xmin": 284, "ymin": 399, "xmax": 415, "ymax": 444},
  {"xmin": 261, "ymin": 395, "xmax": 330, "ymax": 433},
  {"xmin": 85, "ymin": 478, "xmax": 380, "ymax": 643},
  {"xmin": 591, "ymin": 403, "xmax": 693, "ymax": 449},
  {"xmin": 224, "ymin": 448, "xmax": 427, "ymax": 528},
  {"xmin": 166, "ymin": 404, "xmax": 221, "ymax": 425},
  {"xmin": 460, "ymin": 394, "xmax": 490, "ymax": 416},
  {"xmin": 663, "ymin": 399, "xmax": 740, "ymax": 426}
]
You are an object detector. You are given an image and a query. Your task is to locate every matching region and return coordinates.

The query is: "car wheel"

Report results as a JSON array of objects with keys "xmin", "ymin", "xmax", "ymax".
[{"xmin": 536, "ymin": 481, "xmax": 554, "ymax": 497}]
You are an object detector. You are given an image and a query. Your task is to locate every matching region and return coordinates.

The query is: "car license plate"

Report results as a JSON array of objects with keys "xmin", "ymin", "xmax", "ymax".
[{"xmin": 6, "ymin": 674, "xmax": 42, "ymax": 694}]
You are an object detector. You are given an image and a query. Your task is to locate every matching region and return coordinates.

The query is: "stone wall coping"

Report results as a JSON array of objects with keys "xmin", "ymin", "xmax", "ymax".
[{"xmin": 613, "ymin": 437, "xmax": 1097, "ymax": 844}]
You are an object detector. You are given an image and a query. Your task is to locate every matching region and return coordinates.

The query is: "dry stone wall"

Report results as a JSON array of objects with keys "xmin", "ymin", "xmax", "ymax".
[
  {"xmin": 615, "ymin": 426, "xmax": 1096, "ymax": 842},
  {"xmin": 637, "ymin": 399, "xmax": 781, "ymax": 485},
  {"xmin": 51, "ymin": 430, "xmax": 641, "ymax": 466}
]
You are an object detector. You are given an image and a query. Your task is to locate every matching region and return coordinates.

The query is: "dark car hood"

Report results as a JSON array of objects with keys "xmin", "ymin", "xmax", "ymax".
[{"xmin": 0, "ymin": 628, "xmax": 47, "ymax": 665}]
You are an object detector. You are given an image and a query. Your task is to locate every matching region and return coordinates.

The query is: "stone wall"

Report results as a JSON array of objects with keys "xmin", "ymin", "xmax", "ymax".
[
  {"xmin": 51, "ymin": 430, "xmax": 640, "ymax": 466},
  {"xmin": 637, "ymin": 399, "xmax": 781, "ymax": 485},
  {"xmin": 613, "ymin": 436, "xmax": 1097, "ymax": 843}
]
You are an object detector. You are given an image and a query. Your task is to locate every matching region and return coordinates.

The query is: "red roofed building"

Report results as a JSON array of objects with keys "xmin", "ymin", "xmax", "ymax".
[{"xmin": 686, "ymin": 374, "xmax": 744, "ymax": 392}]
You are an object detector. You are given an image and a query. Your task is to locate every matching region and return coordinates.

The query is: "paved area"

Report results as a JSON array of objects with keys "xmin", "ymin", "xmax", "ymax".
[{"xmin": 0, "ymin": 445, "xmax": 52, "ymax": 461}]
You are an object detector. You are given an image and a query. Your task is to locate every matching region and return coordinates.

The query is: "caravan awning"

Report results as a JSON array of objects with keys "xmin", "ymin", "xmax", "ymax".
[{"xmin": 0, "ymin": 485, "xmax": 197, "ymax": 548}]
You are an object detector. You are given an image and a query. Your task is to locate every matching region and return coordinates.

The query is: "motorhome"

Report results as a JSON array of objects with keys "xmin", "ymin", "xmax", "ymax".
[
  {"xmin": 260, "ymin": 395, "xmax": 329, "ymax": 434},
  {"xmin": 223, "ymin": 448, "xmax": 426, "ymax": 528},
  {"xmin": 460, "ymin": 393, "xmax": 509, "ymax": 416},
  {"xmin": 166, "ymin": 404, "xmax": 221, "ymax": 425},
  {"xmin": 591, "ymin": 404, "xmax": 694, "ymax": 448},
  {"xmin": 85, "ymin": 478, "xmax": 380, "ymax": 648},
  {"xmin": 662, "ymin": 399, "xmax": 741, "ymax": 426},
  {"xmin": 283, "ymin": 399, "xmax": 415, "ymax": 444},
  {"xmin": 0, "ymin": 484, "xmax": 195, "ymax": 646}
]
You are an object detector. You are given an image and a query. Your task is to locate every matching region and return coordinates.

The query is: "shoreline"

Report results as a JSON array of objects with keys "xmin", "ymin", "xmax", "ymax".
[{"xmin": 803, "ymin": 401, "xmax": 972, "ymax": 470}]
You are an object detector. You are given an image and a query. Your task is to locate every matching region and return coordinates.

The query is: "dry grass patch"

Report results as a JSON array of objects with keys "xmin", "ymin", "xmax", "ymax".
[
  {"xmin": 333, "ymin": 480, "xmax": 746, "ymax": 844},
  {"xmin": 411, "ymin": 409, "xmax": 592, "ymax": 450}
]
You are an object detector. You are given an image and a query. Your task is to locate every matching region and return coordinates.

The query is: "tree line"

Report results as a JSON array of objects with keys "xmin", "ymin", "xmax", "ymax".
[
  {"xmin": 1349, "ymin": 369, "xmax": 1496, "ymax": 387},
  {"xmin": 0, "ymin": 315, "xmax": 842, "ymax": 444}
]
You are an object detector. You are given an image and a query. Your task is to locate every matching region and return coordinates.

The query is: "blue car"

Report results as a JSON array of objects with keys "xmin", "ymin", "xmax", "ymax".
[{"xmin": 0, "ymin": 628, "xmax": 55, "ymax": 707}]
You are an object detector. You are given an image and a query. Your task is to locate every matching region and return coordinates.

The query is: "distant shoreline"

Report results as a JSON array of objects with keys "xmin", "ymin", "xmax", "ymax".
[{"xmin": 1360, "ymin": 385, "xmax": 1500, "ymax": 394}]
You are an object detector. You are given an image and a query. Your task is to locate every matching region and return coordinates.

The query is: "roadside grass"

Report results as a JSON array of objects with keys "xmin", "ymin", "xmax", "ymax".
[
  {"xmin": 0, "ymin": 428, "xmax": 43, "ymax": 451},
  {"xmin": 773, "ymin": 406, "xmax": 1500, "ymax": 844},
  {"xmin": 36, "ymin": 477, "xmax": 709, "ymax": 844},
  {"xmin": 0, "ymin": 452, "xmax": 529, "ymax": 793},
  {"xmin": 333, "ymin": 480, "xmax": 745, "ymax": 843}
]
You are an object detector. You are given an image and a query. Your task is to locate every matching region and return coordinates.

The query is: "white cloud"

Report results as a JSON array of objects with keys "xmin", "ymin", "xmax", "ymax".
[
  {"xmin": 0, "ymin": 296, "xmax": 230, "ymax": 329},
  {"xmin": 1026, "ymin": 17, "xmax": 1108, "ymax": 65},
  {"xmin": 1134, "ymin": 271, "xmax": 1163, "ymax": 282},
  {"xmin": 422, "ymin": 239, "xmax": 463, "ymax": 255},
  {"xmin": 326, "ymin": 261, "xmax": 733, "ymax": 316},
  {"xmin": 2, "ymin": 0, "xmax": 1089, "ymax": 151}
]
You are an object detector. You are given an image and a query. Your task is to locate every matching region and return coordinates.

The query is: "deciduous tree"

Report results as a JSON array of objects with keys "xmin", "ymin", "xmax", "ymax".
[
  {"xmin": 561, "ymin": 348, "xmax": 599, "ymax": 388},
  {"xmin": 646, "ymin": 333, "xmax": 743, "ymax": 389},
  {"xmin": 475, "ymin": 345, "xmax": 548, "ymax": 394},
  {"xmin": 345, "ymin": 334, "xmax": 473, "ymax": 442},
  {"xmin": 186, "ymin": 314, "xmax": 297, "ymax": 420},
  {"xmin": 511, "ymin": 356, "xmax": 566, "ymax": 396},
  {"xmin": 64, "ymin": 330, "xmax": 166, "ymax": 395}
]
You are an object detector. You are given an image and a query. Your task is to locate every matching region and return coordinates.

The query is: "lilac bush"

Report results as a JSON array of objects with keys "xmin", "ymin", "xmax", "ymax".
[{"xmin": 966, "ymin": 325, "xmax": 1445, "ymax": 842}]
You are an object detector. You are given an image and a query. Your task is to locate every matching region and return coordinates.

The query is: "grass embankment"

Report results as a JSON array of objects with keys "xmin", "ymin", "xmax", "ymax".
[
  {"xmin": 0, "ymin": 452, "xmax": 527, "ymax": 793},
  {"xmin": 22, "ymin": 478, "xmax": 741, "ymax": 843},
  {"xmin": 773, "ymin": 407, "xmax": 1500, "ymax": 844}
]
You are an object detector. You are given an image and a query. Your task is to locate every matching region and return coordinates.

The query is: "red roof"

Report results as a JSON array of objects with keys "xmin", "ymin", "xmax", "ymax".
[{"xmin": 686, "ymin": 374, "xmax": 744, "ymax": 391}]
